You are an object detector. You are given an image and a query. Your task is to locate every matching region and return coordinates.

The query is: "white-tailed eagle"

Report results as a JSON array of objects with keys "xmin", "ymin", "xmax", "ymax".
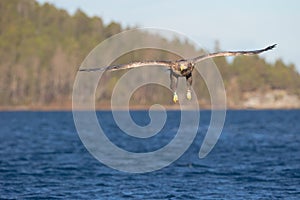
[{"xmin": 80, "ymin": 44, "xmax": 276, "ymax": 103}]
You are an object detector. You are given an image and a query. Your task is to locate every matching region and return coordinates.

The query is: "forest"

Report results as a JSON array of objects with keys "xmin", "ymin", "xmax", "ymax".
[{"xmin": 1, "ymin": 0, "xmax": 300, "ymax": 109}]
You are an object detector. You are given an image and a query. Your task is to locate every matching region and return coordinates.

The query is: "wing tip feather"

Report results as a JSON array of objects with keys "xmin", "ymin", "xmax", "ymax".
[{"xmin": 266, "ymin": 44, "xmax": 277, "ymax": 51}]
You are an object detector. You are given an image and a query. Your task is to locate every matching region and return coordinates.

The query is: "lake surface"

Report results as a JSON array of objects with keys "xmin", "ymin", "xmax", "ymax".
[{"xmin": 0, "ymin": 110, "xmax": 299, "ymax": 199}]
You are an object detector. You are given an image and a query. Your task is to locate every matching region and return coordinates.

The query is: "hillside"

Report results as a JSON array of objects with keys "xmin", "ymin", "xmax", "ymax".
[{"xmin": 1, "ymin": 0, "xmax": 300, "ymax": 109}]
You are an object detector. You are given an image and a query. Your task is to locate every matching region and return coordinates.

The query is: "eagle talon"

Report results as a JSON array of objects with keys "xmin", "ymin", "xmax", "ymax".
[
  {"xmin": 173, "ymin": 93, "xmax": 178, "ymax": 103},
  {"xmin": 186, "ymin": 90, "xmax": 192, "ymax": 100}
]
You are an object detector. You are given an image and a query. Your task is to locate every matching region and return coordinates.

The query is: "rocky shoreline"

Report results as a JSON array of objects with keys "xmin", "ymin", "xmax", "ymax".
[{"xmin": 1, "ymin": 89, "xmax": 300, "ymax": 111}]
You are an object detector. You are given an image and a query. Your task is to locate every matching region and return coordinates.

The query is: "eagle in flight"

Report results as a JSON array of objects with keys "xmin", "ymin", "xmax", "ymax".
[{"xmin": 80, "ymin": 44, "xmax": 276, "ymax": 103}]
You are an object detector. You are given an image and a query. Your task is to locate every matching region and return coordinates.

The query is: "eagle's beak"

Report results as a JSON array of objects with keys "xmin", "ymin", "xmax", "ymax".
[{"xmin": 180, "ymin": 64, "xmax": 186, "ymax": 71}]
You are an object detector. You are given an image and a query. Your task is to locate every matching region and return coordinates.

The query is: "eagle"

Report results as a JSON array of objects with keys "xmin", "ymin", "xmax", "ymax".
[{"xmin": 80, "ymin": 44, "xmax": 276, "ymax": 103}]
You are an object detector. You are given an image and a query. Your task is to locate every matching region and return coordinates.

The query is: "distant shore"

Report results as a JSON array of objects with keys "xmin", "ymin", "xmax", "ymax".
[{"xmin": 1, "ymin": 103, "xmax": 299, "ymax": 111}]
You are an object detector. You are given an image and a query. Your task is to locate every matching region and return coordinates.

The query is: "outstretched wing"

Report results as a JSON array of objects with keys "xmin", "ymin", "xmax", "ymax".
[
  {"xmin": 79, "ymin": 60, "xmax": 172, "ymax": 72},
  {"xmin": 190, "ymin": 44, "xmax": 277, "ymax": 64}
]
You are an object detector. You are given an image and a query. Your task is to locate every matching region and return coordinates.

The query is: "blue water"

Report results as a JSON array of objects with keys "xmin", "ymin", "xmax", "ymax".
[{"xmin": 0, "ymin": 110, "xmax": 299, "ymax": 199}]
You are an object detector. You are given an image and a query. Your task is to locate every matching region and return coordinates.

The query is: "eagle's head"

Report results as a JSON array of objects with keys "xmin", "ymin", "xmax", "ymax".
[
  {"xmin": 179, "ymin": 62, "xmax": 194, "ymax": 71},
  {"xmin": 178, "ymin": 62, "xmax": 194, "ymax": 76}
]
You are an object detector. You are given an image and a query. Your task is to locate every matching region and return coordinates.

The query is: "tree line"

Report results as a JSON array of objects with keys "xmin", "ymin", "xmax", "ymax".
[{"xmin": 1, "ymin": 0, "xmax": 299, "ymax": 108}]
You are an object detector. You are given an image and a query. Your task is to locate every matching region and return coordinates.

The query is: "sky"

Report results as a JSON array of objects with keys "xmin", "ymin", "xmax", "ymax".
[{"xmin": 37, "ymin": 0, "xmax": 300, "ymax": 71}]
